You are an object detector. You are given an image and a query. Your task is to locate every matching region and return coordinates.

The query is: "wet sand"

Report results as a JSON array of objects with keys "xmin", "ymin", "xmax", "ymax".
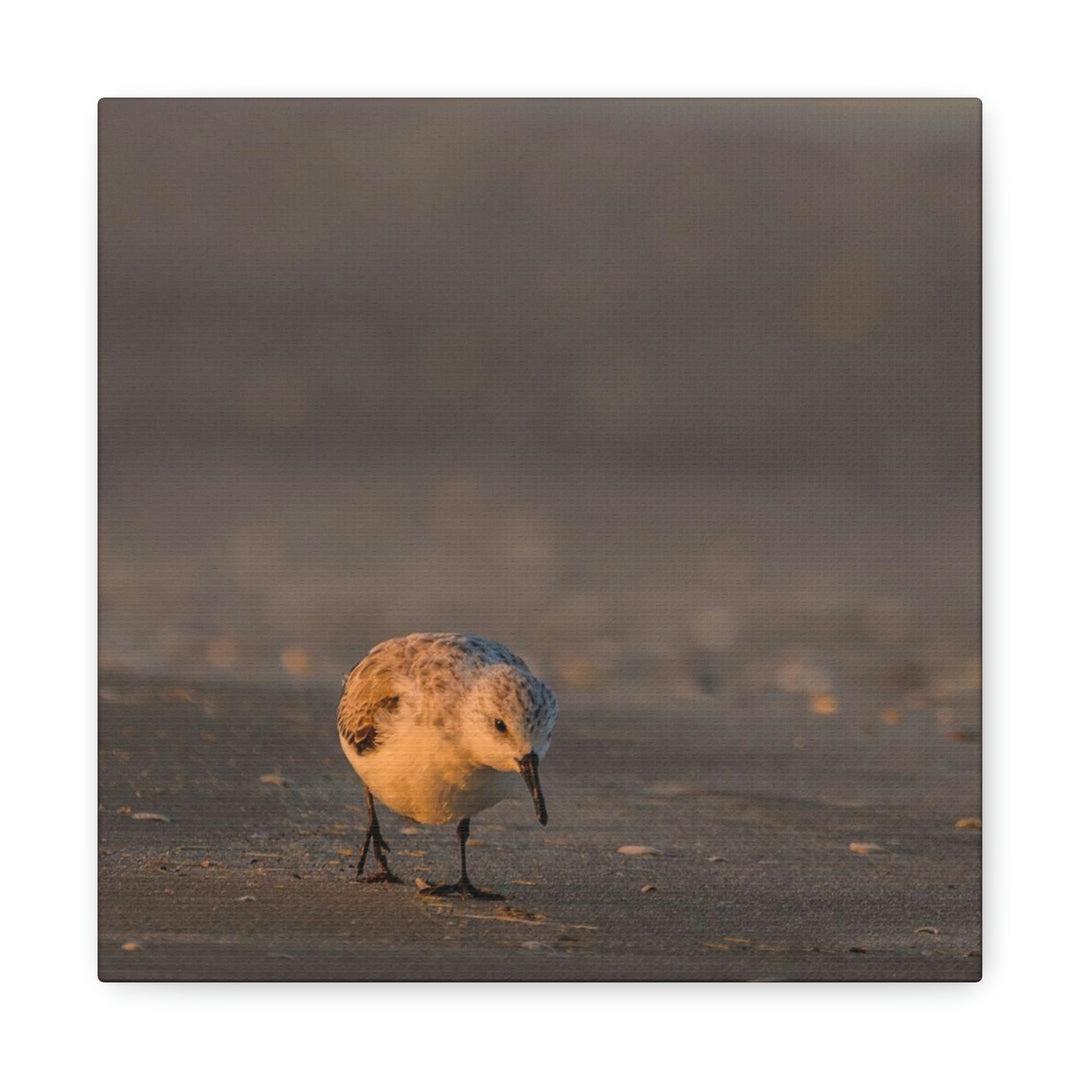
[{"xmin": 99, "ymin": 673, "xmax": 980, "ymax": 981}]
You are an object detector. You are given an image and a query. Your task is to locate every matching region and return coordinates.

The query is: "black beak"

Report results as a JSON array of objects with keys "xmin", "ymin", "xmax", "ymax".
[{"xmin": 517, "ymin": 752, "xmax": 547, "ymax": 826}]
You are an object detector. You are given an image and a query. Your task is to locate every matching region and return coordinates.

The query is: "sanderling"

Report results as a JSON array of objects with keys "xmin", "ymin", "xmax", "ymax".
[{"xmin": 337, "ymin": 633, "xmax": 558, "ymax": 900}]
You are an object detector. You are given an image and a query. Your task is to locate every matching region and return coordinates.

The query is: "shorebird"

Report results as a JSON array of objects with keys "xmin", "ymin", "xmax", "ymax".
[{"xmin": 337, "ymin": 633, "xmax": 557, "ymax": 899}]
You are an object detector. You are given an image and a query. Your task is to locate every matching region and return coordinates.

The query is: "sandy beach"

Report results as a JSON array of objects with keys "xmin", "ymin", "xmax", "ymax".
[
  {"xmin": 97, "ymin": 99, "xmax": 981, "ymax": 983},
  {"xmin": 99, "ymin": 670, "xmax": 980, "ymax": 981}
]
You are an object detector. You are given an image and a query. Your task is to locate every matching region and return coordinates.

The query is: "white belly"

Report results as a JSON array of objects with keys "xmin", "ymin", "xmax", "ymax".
[{"xmin": 340, "ymin": 731, "xmax": 519, "ymax": 825}]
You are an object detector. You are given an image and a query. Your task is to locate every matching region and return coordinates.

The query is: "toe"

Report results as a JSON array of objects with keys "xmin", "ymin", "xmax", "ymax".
[
  {"xmin": 358, "ymin": 870, "xmax": 404, "ymax": 885},
  {"xmin": 419, "ymin": 883, "xmax": 457, "ymax": 898}
]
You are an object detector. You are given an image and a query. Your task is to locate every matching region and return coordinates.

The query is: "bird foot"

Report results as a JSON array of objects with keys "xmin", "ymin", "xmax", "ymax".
[
  {"xmin": 356, "ymin": 869, "xmax": 404, "ymax": 885},
  {"xmin": 419, "ymin": 878, "xmax": 504, "ymax": 901}
]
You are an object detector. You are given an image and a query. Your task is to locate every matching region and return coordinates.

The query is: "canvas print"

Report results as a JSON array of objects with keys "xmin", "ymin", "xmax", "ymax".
[{"xmin": 98, "ymin": 98, "xmax": 981, "ymax": 981}]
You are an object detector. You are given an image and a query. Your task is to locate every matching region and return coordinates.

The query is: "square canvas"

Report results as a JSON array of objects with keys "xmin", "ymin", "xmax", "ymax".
[{"xmin": 98, "ymin": 98, "xmax": 981, "ymax": 981}]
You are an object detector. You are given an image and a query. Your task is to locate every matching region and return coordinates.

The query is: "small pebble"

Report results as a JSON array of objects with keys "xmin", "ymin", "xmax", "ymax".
[
  {"xmin": 260, "ymin": 774, "xmax": 289, "ymax": 787},
  {"xmin": 707, "ymin": 855, "xmax": 726, "ymax": 863},
  {"xmin": 235, "ymin": 894, "xmax": 256, "ymax": 902},
  {"xmin": 131, "ymin": 812, "xmax": 170, "ymax": 822},
  {"xmin": 120, "ymin": 942, "xmax": 141, "ymax": 951},
  {"xmin": 618, "ymin": 845, "xmax": 662, "ymax": 856},
  {"xmin": 849, "ymin": 842, "xmax": 886, "ymax": 855},
  {"xmin": 955, "ymin": 817, "xmax": 982, "ymax": 830},
  {"xmin": 641, "ymin": 884, "xmax": 657, "ymax": 893},
  {"xmin": 915, "ymin": 926, "xmax": 940, "ymax": 935}
]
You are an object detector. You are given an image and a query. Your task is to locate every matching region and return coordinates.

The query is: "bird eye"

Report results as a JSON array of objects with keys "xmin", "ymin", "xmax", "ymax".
[{"xmin": 494, "ymin": 719, "xmax": 507, "ymax": 733}]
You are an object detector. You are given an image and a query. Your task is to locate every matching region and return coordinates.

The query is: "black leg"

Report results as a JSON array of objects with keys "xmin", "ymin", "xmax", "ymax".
[
  {"xmin": 355, "ymin": 788, "xmax": 402, "ymax": 885},
  {"xmin": 418, "ymin": 817, "xmax": 504, "ymax": 901},
  {"xmin": 457, "ymin": 817, "xmax": 470, "ymax": 880}
]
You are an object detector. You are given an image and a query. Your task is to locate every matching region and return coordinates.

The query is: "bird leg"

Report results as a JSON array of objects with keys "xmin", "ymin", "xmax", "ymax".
[
  {"xmin": 355, "ymin": 788, "xmax": 402, "ymax": 884},
  {"xmin": 419, "ymin": 817, "xmax": 504, "ymax": 900}
]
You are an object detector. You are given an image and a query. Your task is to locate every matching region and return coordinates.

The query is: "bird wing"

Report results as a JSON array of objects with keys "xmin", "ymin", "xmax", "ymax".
[{"xmin": 337, "ymin": 660, "xmax": 401, "ymax": 755}]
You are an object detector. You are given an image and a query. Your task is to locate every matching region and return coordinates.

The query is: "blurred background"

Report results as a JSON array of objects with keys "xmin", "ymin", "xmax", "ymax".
[{"xmin": 99, "ymin": 99, "xmax": 980, "ymax": 717}]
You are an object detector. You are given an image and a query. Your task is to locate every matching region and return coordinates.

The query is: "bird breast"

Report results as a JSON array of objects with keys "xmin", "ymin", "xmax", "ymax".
[{"xmin": 340, "ymin": 726, "xmax": 519, "ymax": 825}]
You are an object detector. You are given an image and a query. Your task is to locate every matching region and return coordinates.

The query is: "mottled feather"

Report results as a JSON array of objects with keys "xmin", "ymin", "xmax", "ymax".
[
  {"xmin": 337, "ymin": 632, "xmax": 551, "ymax": 756},
  {"xmin": 336, "ymin": 663, "xmax": 401, "ymax": 755}
]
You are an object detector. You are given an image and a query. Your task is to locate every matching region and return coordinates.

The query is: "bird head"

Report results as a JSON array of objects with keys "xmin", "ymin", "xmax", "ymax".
[{"xmin": 462, "ymin": 664, "xmax": 557, "ymax": 825}]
